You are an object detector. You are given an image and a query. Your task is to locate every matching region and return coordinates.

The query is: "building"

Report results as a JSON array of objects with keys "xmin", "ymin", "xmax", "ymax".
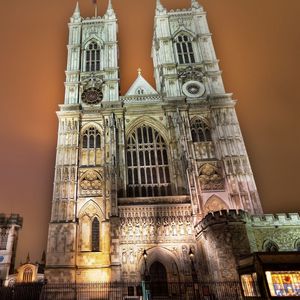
[
  {"xmin": 5, "ymin": 253, "xmax": 45, "ymax": 286},
  {"xmin": 45, "ymin": 0, "xmax": 300, "ymax": 293},
  {"xmin": 0, "ymin": 214, "xmax": 22, "ymax": 286}
]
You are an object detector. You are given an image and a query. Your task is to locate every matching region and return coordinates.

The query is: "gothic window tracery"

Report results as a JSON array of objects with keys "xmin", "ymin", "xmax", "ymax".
[
  {"xmin": 0, "ymin": 229, "xmax": 8, "ymax": 250},
  {"xmin": 92, "ymin": 217, "xmax": 100, "ymax": 252},
  {"xmin": 175, "ymin": 35, "xmax": 195, "ymax": 64},
  {"xmin": 82, "ymin": 127, "xmax": 101, "ymax": 149},
  {"xmin": 23, "ymin": 267, "xmax": 33, "ymax": 282},
  {"xmin": 85, "ymin": 41, "xmax": 101, "ymax": 72},
  {"xmin": 191, "ymin": 118, "xmax": 212, "ymax": 142},
  {"xmin": 126, "ymin": 125, "xmax": 171, "ymax": 197},
  {"xmin": 264, "ymin": 240, "xmax": 279, "ymax": 252}
]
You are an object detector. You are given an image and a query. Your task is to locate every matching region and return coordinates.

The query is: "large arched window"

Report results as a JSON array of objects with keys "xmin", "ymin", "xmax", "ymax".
[
  {"xmin": 264, "ymin": 240, "xmax": 279, "ymax": 252},
  {"xmin": 175, "ymin": 35, "xmax": 195, "ymax": 64},
  {"xmin": 85, "ymin": 42, "xmax": 100, "ymax": 72},
  {"xmin": 191, "ymin": 118, "xmax": 212, "ymax": 142},
  {"xmin": 127, "ymin": 125, "xmax": 171, "ymax": 197},
  {"xmin": 91, "ymin": 218, "xmax": 100, "ymax": 252},
  {"xmin": 23, "ymin": 267, "xmax": 33, "ymax": 282},
  {"xmin": 82, "ymin": 127, "xmax": 101, "ymax": 149}
]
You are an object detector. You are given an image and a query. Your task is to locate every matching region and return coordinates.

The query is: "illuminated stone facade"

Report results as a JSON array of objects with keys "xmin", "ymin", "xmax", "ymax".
[
  {"xmin": 46, "ymin": 0, "xmax": 299, "ymax": 284},
  {"xmin": 0, "ymin": 214, "xmax": 22, "ymax": 285}
]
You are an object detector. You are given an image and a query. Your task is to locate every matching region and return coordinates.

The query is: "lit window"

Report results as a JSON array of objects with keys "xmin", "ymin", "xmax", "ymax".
[
  {"xmin": 127, "ymin": 125, "xmax": 171, "ymax": 197},
  {"xmin": 23, "ymin": 267, "xmax": 33, "ymax": 282},
  {"xmin": 175, "ymin": 35, "xmax": 195, "ymax": 64},
  {"xmin": 85, "ymin": 42, "xmax": 101, "ymax": 72},
  {"xmin": 191, "ymin": 118, "xmax": 212, "ymax": 142},
  {"xmin": 92, "ymin": 218, "xmax": 100, "ymax": 252},
  {"xmin": 82, "ymin": 127, "xmax": 101, "ymax": 149}
]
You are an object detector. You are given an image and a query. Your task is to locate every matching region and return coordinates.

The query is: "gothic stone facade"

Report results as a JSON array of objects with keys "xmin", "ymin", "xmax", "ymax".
[
  {"xmin": 45, "ymin": 1, "xmax": 298, "ymax": 283},
  {"xmin": 0, "ymin": 214, "xmax": 22, "ymax": 285}
]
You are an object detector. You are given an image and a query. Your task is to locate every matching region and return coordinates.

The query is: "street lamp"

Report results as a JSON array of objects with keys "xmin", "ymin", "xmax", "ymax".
[
  {"xmin": 189, "ymin": 247, "xmax": 197, "ymax": 299},
  {"xmin": 141, "ymin": 249, "xmax": 151, "ymax": 300}
]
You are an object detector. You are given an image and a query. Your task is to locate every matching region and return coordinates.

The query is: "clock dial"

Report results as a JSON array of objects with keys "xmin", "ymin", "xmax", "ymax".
[{"xmin": 82, "ymin": 87, "xmax": 103, "ymax": 105}]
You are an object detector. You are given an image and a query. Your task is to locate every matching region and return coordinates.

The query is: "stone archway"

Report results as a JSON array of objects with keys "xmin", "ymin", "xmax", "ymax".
[{"xmin": 149, "ymin": 261, "xmax": 168, "ymax": 297}]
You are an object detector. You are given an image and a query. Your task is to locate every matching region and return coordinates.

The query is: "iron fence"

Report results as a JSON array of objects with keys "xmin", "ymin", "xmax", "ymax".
[{"xmin": 0, "ymin": 281, "xmax": 254, "ymax": 300}]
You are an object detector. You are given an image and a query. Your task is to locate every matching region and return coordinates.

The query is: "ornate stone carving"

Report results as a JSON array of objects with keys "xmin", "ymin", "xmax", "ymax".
[
  {"xmin": 79, "ymin": 170, "xmax": 103, "ymax": 196},
  {"xmin": 199, "ymin": 163, "xmax": 224, "ymax": 191}
]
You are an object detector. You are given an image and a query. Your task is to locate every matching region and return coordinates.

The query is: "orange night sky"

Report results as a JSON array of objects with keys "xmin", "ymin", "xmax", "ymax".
[{"xmin": 0, "ymin": 0, "xmax": 299, "ymax": 266}]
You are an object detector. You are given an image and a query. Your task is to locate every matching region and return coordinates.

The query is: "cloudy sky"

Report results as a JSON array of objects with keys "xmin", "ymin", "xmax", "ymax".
[{"xmin": 0, "ymin": 0, "xmax": 299, "ymax": 266}]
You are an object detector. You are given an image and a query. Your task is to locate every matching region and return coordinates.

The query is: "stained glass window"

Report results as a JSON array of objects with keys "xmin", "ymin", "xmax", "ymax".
[{"xmin": 127, "ymin": 125, "xmax": 171, "ymax": 197}]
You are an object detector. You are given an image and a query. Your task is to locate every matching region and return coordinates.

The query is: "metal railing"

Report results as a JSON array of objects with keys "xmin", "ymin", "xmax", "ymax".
[{"xmin": 0, "ymin": 281, "xmax": 250, "ymax": 300}]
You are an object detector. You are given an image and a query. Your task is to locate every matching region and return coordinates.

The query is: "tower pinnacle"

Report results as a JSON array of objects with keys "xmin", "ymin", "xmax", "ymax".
[
  {"xmin": 191, "ymin": 0, "xmax": 202, "ymax": 9},
  {"xmin": 71, "ymin": 1, "xmax": 81, "ymax": 22},
  {"xmin": 156, "ymin": 0, "xmax": 166, "ymax": 14},
  {"xmin": 105, "ymin": 0, "xmax": 115, "ymax": 18}
]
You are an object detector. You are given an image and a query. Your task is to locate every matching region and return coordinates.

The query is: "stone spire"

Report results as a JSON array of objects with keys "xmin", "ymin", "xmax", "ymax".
[
  {"xmin": 71, "ymin": 1, "xmax": 81, "ymax": 23},
  {"xmin": 156, "ymin": 0, "xmax": 166, "ymax": 14},
  {"xmin": 104, "ymin": 0, "xmax": 115, "ymax": 18}
]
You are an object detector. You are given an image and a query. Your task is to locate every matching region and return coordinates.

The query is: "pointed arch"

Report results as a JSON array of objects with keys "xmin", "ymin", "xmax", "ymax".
[
  {"xmin": 295, "ymin": 239, "xmax": 300, "ymax": 251},
  {"xmin": 137, "ymin": 246, "xmax": 181, "ymax": 282},
  {"xmin": 203, "ymin": 195, "xmax": 229, "ymax": 215},
  {"xmin": 126, "ymin": 116, "xmax": 169, "ymax": 143},
  {"xmin": 83, "ymin": 39, "xmax": 102, "ymax": 72},
  {"xmin": 190, "ymin": 117, "xmax": 212, "ymax": 142},
  {"xmin": 126, "ymin": 122, "xmax": 171, "ymax": 197},
  {"xmin": 23, "ymin": 267, "xmax": 33, "ymax": 282},
  {"xmin": 78, "ymin": 200, "xmax": 103, "ymax": 252},
  {"xmin": 173, "ymin": 31, "xmax": 196, "ymax": 65},
  {"xmin": 263, "ymin": 240, "xmax": 279, "ymax": 252}
]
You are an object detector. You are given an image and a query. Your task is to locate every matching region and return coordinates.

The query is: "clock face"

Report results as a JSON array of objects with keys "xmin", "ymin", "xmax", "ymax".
[
  {"xmin": 182, "ymin": 80, "xmax": 205, "ymax": 98},
  {"xmin": 82, "ymin": 87, "xmax": 103, "ymax": 105}
]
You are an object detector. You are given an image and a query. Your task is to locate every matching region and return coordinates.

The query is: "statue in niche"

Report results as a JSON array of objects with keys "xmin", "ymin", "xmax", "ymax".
[
  {"xmin": 171, "ymin": 218, "xmax": 177, "ymax": 236},
  {"xmin": 122, "ymin": 249, "xmax": 127, "ymax": 264},
  {"xmin": 178, "ymin": 217, "xmax": 184, "ymax": 235},
  {"xmin": 120, "ymin": 219, "xmax": 127, "ymax": 238},
  {"xmin": 163, "ymin": 217, "xmax": 169, "ymax": 236},
  {"xmin": 199, "ymin": 163, "xmax": 224, "ymax": 191},
  {"xmin": 142, "ymin": 218, "xmax": 148, "ymax": 237},
  {"xmin": 135, "ymin": 218, "xmax": 140, "ymax": 237},
  {"xmin": 129, "ymin": 249, "xmax": 134, "ymax": 264},
  {"xmin": 185, "ymin": 217, "xmax": 192, "ymax": 235},
  {"xmin": 149, "ymin": 218, "xmax": 155, "ymax": 236},
  {"xmin": 128, "ymin": 219, "xmax": 133, "ymax": 238}
]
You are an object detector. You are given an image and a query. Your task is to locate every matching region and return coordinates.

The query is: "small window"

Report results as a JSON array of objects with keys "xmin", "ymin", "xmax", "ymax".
[
  {"xmin": 191, "ymin": 118, "xmax": 212, "ymax": 142},
  {"xmin": 0, "ymin": 229, "xmax": 8, "ymax": 250},
  {"xmin": 85, "ymin": 42, "xmax": 101, "ymax": 72},
  {"xmin": 23, "ymin": 267, "xmax": 33, "ymax": 282},
  {"xmin": 92, "ymin": 218, "xmax": 100, "ymax": 252},
  {"xmin": 175, "ymin": 35, "xmax": 195, "ymax": 64},
  {"xmin": 82, "ymin": 127, "xmax": 101, "ymax": 149}
]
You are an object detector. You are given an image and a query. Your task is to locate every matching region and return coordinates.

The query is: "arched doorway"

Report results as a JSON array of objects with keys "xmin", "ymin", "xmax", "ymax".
[{"xmin": 150, "ymin": 261, "xmax": 168, "ymax": 297}]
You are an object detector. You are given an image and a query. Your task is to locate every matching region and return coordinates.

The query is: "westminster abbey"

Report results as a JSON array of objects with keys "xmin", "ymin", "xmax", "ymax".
[{"xmin": 45, "ymin": 0, "xmax": 300, "ymax": 288}]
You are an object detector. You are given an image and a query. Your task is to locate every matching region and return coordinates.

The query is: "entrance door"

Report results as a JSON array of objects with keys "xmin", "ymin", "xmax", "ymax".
[{"xmin": 150, "ymin": 261, "xmax": 168, "ymax": 297}]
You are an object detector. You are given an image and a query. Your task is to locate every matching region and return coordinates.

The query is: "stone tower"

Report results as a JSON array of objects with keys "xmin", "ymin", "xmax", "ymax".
[
  {"xmin": 46, "ymin": 0, "xmax": 263, "ymax": 284},
  {"xmin": 45, "ymin": 1, "xmax": 119, "ymax": 283},
  {"xmin": 0, "ymin": 214, "xmax": 22, "ymax": 286}
]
